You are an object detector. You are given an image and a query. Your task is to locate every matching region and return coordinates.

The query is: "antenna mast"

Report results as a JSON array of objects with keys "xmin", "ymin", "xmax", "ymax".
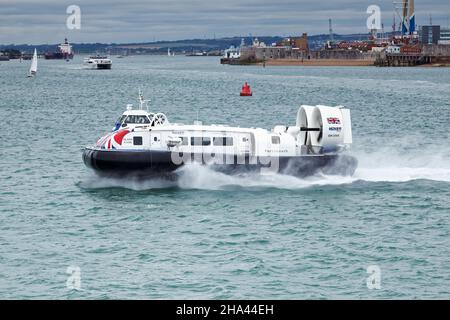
[
  {"xmin": 329, "ymin": 19, "xmax": 334, "ymax": 43},
  {"xmin": 392, "ymin": 13, "xmax": 396, "ymax": 34},
  {"xmin": 138, "ymin": 89, "xmax": 151, "ymax": 112}
]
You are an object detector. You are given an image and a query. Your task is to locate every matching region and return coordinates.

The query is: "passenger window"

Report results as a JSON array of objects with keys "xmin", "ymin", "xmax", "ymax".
[
  {"xmin": 191, "ymin": 137, "xmax": 211, "ymax": 146},
  {"xmin": 202, "ymin": 138, "xmax": 211, "ymax": 146},
  {"xmin": 191, "ymin": 137, "xmax": 201, "ymax": 145},
  {"xmin": 124, "ymin": 115, "xmax": 150, "ymax": 124},
  {"xmin": 213, "ymin": 137, "xmax": 233, "ymax": 146},
  {"xmin": 272, "ymin": 136, "xmax": 280, "ymax": 144},
  {"xmin": 133, "ymin": 136, "xmax": 143, "ymax": 145},
  {"xmin": 180, "ymin": 137, "xmax": 189, "ymax": 146},
  {"xmin": 116, "ymin": 115, "xmax": 126, "ymax": 124},
  {"xmin": 124, "ymin": 115, "xmax": 133, "ymax": 124}
]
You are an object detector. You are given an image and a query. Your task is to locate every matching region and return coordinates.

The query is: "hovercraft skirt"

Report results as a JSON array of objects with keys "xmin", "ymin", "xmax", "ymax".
[{"xmin": 82, "ymin": 148, "xmax": 357, "ymax": 178}]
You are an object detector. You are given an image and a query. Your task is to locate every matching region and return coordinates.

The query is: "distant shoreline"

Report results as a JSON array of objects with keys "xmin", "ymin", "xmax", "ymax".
[
  {"xmin": 251, "ymin": 59, "xmax": 450, "ymax": 67},
  {"xmin": 259, "ymin": 59, "xmax": 374, "ymax": 67}
]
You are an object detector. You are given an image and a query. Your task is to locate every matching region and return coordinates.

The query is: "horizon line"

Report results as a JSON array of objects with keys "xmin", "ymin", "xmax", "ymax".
[{"xmin": 0, "ymin": 32, "xmax": 378, "ymax": 47}]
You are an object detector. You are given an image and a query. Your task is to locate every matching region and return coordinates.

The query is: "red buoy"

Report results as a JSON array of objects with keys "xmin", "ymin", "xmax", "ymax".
[{"xmin": 240, "ymin": 82, "xmax": 253, "ymax": 96}]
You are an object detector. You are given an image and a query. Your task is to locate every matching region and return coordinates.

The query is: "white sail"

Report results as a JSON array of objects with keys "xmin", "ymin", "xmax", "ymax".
[{"xmin": 29, "ymin": 48, "xmax": 37, "ymax": 76}]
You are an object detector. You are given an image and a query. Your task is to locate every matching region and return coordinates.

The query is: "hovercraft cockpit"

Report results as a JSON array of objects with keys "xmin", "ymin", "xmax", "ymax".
[{"xmin": 112, "ymin": 93, "xmax": 169, "ymax": 132}]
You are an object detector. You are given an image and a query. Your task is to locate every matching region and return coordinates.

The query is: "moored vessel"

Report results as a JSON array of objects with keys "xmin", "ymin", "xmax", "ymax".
[
  {"xmin": 82, "ymin": 92, "xmax": 357, "ymax": 178},
  {"xmin": 221, "ymin": 44, "xmax": 241, "ymax": 64},
  {"xmin": 44, "ymin": 38, "xmax": 74, "ymax": 60}
]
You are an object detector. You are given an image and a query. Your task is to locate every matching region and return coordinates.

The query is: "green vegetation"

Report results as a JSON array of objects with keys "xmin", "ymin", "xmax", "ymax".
[{"xmin": 0, "ymin": 49, "xmax": 21, "ymax": 59}]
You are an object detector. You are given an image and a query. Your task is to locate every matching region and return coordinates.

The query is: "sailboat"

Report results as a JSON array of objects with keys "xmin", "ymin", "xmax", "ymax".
[{"xmin": 28, "ymin": 49, "xmax": 37, "ymax": 77}]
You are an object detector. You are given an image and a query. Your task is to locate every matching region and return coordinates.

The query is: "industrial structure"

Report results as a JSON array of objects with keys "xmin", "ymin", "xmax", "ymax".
[
  {"xmin": 234, "ymin": 34, "xmax": 310, "ymax": 64},
  {"xmin": 222, "ymin": 0, "xmax": 450, "ymax": 67},
  {"xmin": 395, "ymin": 0, "xmax": 416, "ymax": 35}
]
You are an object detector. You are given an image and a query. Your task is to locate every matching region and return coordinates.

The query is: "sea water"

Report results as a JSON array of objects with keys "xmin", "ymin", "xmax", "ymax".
[{"xmin": 0, "ymin": 56, "xmax": 449, "ymax": 299}]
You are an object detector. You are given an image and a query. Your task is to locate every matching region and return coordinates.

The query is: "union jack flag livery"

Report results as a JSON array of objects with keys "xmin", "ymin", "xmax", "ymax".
[
  {"xmin": 327, "ymin": 117, "xmax": 341, "ymax": 125},
  {"xmin": 97, "ymin": 130, "xmax": 130, "ymax": 149}
]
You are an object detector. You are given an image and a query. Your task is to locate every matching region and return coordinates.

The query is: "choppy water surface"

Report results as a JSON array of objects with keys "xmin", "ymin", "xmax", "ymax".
[{"xmin": 0, "ymin": 56, "xmax": 449, "ymax": 299}]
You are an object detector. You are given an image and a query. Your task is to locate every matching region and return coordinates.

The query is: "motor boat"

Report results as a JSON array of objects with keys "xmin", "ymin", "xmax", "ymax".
[
  {"xmin": 82, "ymin": 92, "xmax": 357, "ymax": 178},
  {"xmin": 83, "ymin": 55, "xmax": 112, "ymax": 69}
]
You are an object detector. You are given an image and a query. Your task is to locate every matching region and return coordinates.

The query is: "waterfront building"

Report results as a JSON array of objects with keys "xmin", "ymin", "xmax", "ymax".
[
  {"xmin": 439, "ymin": 28, "xmax": 450, "ymax": 45},
  {"xmin": 420, "ymin": 26, "xmax": 441, "ymax": 45}
]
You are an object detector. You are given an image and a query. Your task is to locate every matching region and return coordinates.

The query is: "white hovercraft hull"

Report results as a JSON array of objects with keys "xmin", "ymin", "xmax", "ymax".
[{"xmin": 82, "ymin": 94, "xmax": 357, "ymax": 179}]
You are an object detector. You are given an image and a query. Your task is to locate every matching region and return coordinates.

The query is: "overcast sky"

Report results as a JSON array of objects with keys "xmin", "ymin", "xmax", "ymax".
[{"xmin": 1, "ymin": 0, "xmax": 449, "ymax": 44}]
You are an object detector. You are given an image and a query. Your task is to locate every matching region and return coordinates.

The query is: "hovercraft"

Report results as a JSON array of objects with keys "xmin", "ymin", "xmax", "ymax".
[{"xmin": 82, "ymin": 92, "xmax": 357, "ymax": 178}]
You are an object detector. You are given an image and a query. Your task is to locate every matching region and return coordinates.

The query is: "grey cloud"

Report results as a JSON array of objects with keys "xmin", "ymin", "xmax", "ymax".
[{"xmin": 0, "ymin": 0, "xmax": 449, "ymax": 44}]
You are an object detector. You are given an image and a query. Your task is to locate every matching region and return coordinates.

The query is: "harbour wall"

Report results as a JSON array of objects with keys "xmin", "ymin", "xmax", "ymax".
[
  {"xmin": 239, "ymin": 46, "xmax": 376, "ymax": 64},
  {"xmin": 310, "ymin": 50, "xmax": 376, "ymax": 60},
  {"xmin": 239, "ymin": 45, "xmax": 450, "ymax": 67},
  {"xmin": 240, "ymin": 47, "xmax": 309, "ymax": 63},
  {"xmin": 375, "ymin": 44, "xmax": 450, "ymax": 66}
]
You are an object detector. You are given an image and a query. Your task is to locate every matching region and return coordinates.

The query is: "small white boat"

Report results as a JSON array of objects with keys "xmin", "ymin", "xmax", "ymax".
[
  {"xmin": 82, "ymin": 92, "xmax": 357, "ymax": 178},
  {"xmin": 83, "ymin": 55, "xmax": 112, "ymax": 69},
  {"xmin": 27, "ymin": 49, "xmax": 37, "ymax": 77}
]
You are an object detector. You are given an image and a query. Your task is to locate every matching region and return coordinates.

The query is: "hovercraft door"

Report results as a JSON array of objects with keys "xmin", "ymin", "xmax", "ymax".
[
  {"xmin": 238, "ymin": 133, "xmax": 251, "ymax": 155},
  {"xmin": 150, "ymin": 133, "xmax": 161, "ymax": 149}
]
